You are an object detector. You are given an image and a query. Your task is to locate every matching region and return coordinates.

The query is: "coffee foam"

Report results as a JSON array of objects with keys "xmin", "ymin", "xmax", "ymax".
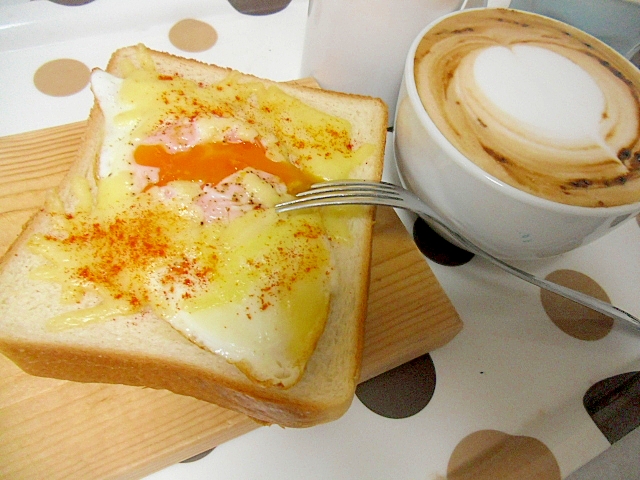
[
  {"xmin": 414, "ymin": 8, "xmax": 640, "ymax": 207},
  {"xmin": 473, "ymin": 45, "xmax": 605, "ymax": 143}
]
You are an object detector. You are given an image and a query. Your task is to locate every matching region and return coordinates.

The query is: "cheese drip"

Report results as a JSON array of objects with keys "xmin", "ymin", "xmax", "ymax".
[
  {"xmin": 30, "ymin": 173, "xmax": 332, "ymax": 388},
  {"xmin": 102, "ymin": 47, "xmax": 375, "ymax": 184}
]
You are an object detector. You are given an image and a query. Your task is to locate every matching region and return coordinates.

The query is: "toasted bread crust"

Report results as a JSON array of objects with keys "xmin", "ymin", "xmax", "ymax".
[{"xmin": 0, "ymin": 45, "xmax": 386, "ymax": 427}]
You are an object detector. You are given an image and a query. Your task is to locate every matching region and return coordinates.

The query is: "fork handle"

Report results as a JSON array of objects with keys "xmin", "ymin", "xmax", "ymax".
[
  {"xmin": 480, "ymin": 250, "xmax": 640, "ymax": 330},
  {"xmin": 418, "ymin": 215, "xmax": 640, "ymax": 331}
]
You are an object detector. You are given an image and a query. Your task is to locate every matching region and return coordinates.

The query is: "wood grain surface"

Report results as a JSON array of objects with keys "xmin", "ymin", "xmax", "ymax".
[{"xmin": 0, "ymin": 120, "xmax": 462, "ymax": 480}]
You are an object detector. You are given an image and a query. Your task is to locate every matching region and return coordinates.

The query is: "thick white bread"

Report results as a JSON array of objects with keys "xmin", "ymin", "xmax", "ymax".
[{"xmin": 0, "ymin": 45, "xmax": 387, "ymax": 427}]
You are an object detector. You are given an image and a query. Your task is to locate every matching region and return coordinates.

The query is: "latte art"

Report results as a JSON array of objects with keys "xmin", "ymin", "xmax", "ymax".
[
  {"xmin": 414, "ymin": 9, "xmax": 640, "ymax": 207},
  {"xmin": 472, "ymin": 45, "xmax": 606, "ymax": 143}
]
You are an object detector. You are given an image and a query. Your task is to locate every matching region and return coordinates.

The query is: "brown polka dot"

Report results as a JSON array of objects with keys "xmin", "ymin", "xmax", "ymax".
[
  {"xmin": 540, "ymin": 269, "xmax": 613, "ymax": 340},
  {"xmin": 33, "ymin": 59, "xmax": 90, "ymax": 97},
  {"xmin": 227, "ymin": 0, "xmax": 292, "ymax": 15},
  {"xmin": 413, "ymin": 217, "xmax": 474, "ymax": 266},
  {"xmin": 47, "ymin": 0, "xmax": 95, "ymax": 5},
  {"xmin": 447, "ymin": 430, "xmax": 561, "ymax": 480},
  {"xmin": 180, "ymin": 447, "xmax": 215, "ymax": 463},
  {"xmin": 356, "ymin": 354, "xmax": 436, "ymax": 419},
  {"xmin": 610, "ymin": 213, "xmax": 632, "ymax": 228},
  {"xmin": 169, "ymin": 19, "xmax": 218, "ymax": 52},
  {"xmin": 584, "ymin": 371, "xmax": 640, "ymax": 444}
]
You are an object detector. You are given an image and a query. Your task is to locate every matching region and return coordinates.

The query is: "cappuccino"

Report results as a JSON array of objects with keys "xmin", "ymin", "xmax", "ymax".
[{"xmin": 413, "ymin": 8, "xmax": 640, "ymax": 207}]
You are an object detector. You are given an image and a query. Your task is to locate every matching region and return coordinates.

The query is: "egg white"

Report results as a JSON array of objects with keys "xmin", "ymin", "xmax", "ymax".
[{"xmin": 89, "ymin": 69, "xmax": 327, "ymax": 388}]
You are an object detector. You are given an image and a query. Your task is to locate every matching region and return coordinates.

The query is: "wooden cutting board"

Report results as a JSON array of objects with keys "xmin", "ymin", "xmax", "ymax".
[{"xmin": 0, "ymin": 120, "xmax": 462, "ymax": 480}]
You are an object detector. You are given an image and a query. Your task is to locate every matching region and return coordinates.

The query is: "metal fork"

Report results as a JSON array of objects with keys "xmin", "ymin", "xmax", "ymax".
[{"xmin": 276, "ymin": 180, "xmax": 640, "ymax": 332}]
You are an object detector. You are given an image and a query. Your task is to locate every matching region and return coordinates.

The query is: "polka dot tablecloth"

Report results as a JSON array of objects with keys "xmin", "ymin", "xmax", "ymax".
[{"xmin": 0, "ymin": 1, "xmax": 639, "ymax": 479}]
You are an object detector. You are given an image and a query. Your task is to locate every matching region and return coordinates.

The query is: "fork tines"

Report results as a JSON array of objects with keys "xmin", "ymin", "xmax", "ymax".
[
  {"xmin": 275, "ymin": 180, "xmax": 401, "ymax": 213},
  {"xmin": 299, "ymin": 180, "xmax": 395, "ymax": 195}
]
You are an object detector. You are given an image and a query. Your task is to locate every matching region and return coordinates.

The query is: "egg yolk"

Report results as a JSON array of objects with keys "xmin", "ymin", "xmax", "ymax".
[{"xmin": 134, "ymin": 141, "xmax": 319, "ymax": 193}]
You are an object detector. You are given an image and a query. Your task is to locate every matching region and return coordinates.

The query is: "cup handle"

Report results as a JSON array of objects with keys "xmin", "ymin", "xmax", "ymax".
[
  {"xmin": 485, "ymin": 0, "xmax": 512, "ymax": 7},
  {"xmin": 461, "ymin": 0, "xmax": 511, "ymax": 9},
  {"xmin": 626, "ymin": 42, "xmax": 640, "ymax": 68},
  {"xmin": 460, "ymin": 0, "xmax": 487, "ymax": 9}
]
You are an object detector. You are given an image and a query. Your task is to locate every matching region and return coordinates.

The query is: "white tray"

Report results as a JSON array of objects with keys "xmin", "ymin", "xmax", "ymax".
[{"xmin": 1, "ymin": 1, "xmax": 639, "ymax": 479}]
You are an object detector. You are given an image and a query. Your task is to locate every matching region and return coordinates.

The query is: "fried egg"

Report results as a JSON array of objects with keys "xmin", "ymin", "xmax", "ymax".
[{"xmin": 29, "ymin": 52, "xmax": 373, "ymax": 388}]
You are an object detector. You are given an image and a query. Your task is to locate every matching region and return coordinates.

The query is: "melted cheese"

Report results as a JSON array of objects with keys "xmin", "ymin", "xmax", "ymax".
[{"xmin": 28, "ymin": 46, "xmax": 373, "ymax": 388}]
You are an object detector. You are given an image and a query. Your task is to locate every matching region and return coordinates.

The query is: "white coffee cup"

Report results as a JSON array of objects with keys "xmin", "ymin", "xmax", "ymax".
[
  {"xmin": 394, "ymin": 8, "xmax": 640, "ymax": 260},
  {"xmin": 300, "ymin": 0, "xmax": 510, "ymax": 122}
]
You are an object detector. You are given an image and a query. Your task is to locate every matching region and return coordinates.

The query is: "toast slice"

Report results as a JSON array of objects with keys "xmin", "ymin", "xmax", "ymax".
[{"xmin": 0, "ymin": 45, "xmax": 387, "ymax": 427}]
